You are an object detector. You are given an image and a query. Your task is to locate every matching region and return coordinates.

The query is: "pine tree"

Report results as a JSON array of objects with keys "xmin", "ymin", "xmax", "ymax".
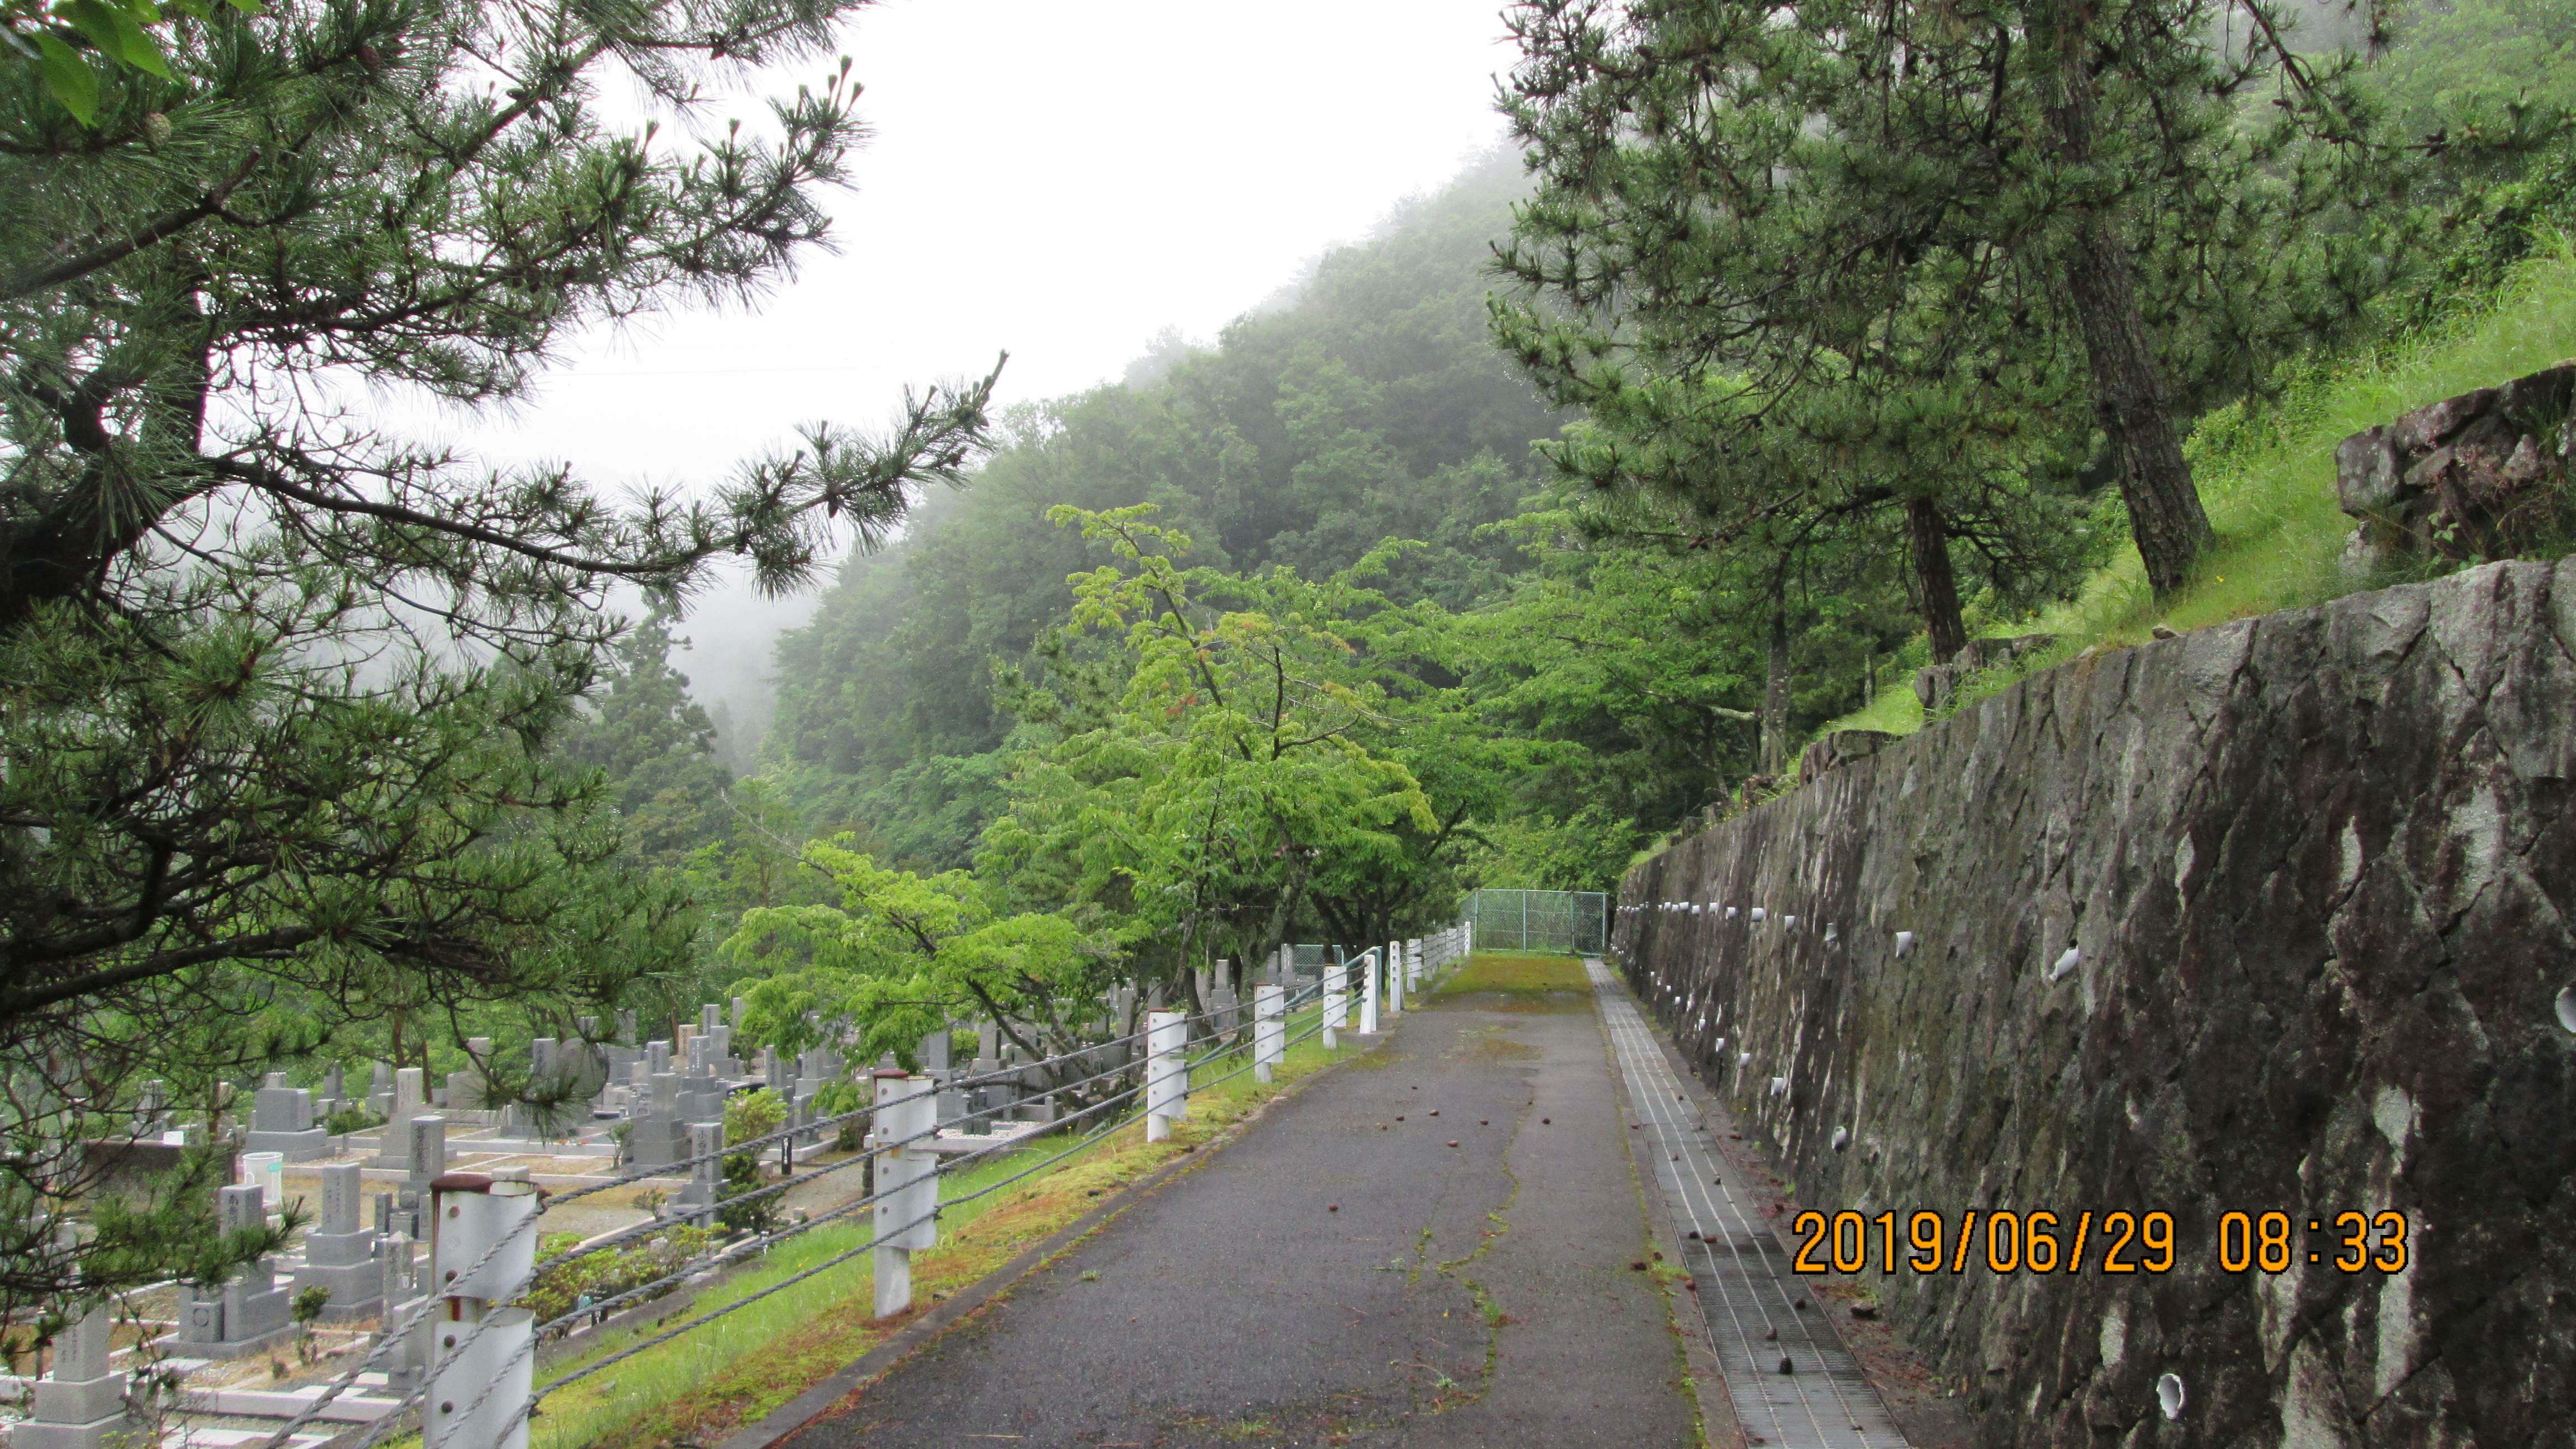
[
  {"xmin": 0, "ymin": 0, "xmax": 994, "ymax": 1309},
  {"xmin": 1497, "ymin": 0, "xmax": 2412, "ymax": 600}
]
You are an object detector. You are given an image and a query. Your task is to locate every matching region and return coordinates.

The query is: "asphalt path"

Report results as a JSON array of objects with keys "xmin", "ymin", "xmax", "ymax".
[{"xmin": 779, "ymin": 972, "xmax": 1700, "ymax": 1448}]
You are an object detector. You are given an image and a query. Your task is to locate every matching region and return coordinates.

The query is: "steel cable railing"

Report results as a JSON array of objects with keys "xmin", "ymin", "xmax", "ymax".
[
  {"xmin": 331, "ymin": 934, "xmax": 1464, "ymax": 1449},
  {"xmin": 452, "ymin": 987, "xmax": 1341, "ymax": 1449},
  {"xmin": 244, "ymin": 988, "xmax": 1286, "ymax": 1449},
  {"xmin": 266, "ymin": 979, "xmax": 1349, "ymax": 1449}
]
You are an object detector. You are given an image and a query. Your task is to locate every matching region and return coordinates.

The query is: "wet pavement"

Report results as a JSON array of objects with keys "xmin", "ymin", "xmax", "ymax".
[{"xmin": 778, "ymin": 965, "xmax": 1699, "ymax": 1448}]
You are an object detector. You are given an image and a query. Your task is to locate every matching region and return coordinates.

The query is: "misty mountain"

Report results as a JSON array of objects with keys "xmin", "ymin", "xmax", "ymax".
[{"xmin": 756, "ymin": 149, "xmax": 1561, "ymax": 867}]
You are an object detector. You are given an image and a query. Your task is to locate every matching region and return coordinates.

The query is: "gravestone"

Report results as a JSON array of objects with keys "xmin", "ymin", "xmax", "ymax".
[
  {"xmin": 245, "ymin": 1072, "xmax": 326, "ymax": 1161},
  {"xmin": 919, "ymin": 1029, "xmax": 965, "ymax": 1128},
  {"xmin": 292, "ymin": 1162, "xmax": 382, "ymax": 1321},
  {"xmin": 627, "ymin": 1073, "xmax": 683, "ymax": 1169},
  {"xmin": 15, "ymin": 1280, "xmax": 128, "ymax": 1449},
  {"xmin": 171, "ymin": 1183, "xmax": 293, "ymax": 1357},
  {"xmin": 400, "ymin": 1115, "xmax": 447, "ymax": 1201},
  {"xmin": 679, "ymin": 1039, "xmax": 724, "ymax": 1123},
  {"xmin": 368, "ymin": 1060, "xmax": 394, "ymax": 1117},
  {"xmin": 372, "ymin": 1067, "xmax": 428, "ymax": 1169},
  {"xmin": 131, "ymin": 1079, "xmax": 169, "ymax": 1138},
  {"xmin": 672, "ymin": 1121, "xmax": 724, "ymax": 1225},
  {"xmin": 513, "ymin": 1037, "xmax": 579, "ymax": 1138},
  {"xmin": 377, "ymin": 1229, "xmax": 429, "ymax": 1399}
]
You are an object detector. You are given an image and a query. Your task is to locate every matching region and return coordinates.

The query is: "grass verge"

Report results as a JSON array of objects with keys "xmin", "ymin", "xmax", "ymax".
[
  {"xmin": 514, "ymin": 1003, "xmax": 1358, "ymax": 1449},
  {"xmin": 1430, "ymin": 951, "xmax": 1593, "ymax": 996}
]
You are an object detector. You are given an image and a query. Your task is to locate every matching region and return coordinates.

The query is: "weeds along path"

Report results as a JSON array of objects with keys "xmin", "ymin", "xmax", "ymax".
[{"xmin": 769, "ymin": 953, "xmax": 1697, "ymax": 1449}]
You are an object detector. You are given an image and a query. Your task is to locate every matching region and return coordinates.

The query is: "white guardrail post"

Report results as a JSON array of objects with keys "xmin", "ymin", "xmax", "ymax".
[
  {"xmin": 1254, "ymin": 983, "xmax": 1285, "ymax": 1083},
  {"xmin": 1385, "ymin": 939, "xmax": 1403, "ymax": 1016},
  {"xmin": 1360, "ymin": 948, "xmax": 1380, "ymax": 1034},
  {"xmin": 1406, "ymin": 937, "xmax": 1422, "ymax": 992},
  {"xmin": 1324, "ymin": 958, "xmax": 1346, "ymax": 1049},
  {"xmin": 872, "ymin": 1068, "xmax": 938, "ymax": 1319},
  {"xmin": 426, "ymin": 1168, "xmax": 538, "ymax": 1449},
  {"xmin": 1145, "ymin": 1007, "xmax": 1188, "ymax": 1142}
]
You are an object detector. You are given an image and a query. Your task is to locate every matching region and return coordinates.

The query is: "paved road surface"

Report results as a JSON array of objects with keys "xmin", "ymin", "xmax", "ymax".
[{"xmin": 780, "ymin": 972, "xmax": 1699, "ymax": 1448}]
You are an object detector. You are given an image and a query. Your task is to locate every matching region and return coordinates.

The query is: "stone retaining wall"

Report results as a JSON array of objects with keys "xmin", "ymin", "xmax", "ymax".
[{"xmin": 1614, "ymin": 559, "xmax": 2576, "ymax": 1449}]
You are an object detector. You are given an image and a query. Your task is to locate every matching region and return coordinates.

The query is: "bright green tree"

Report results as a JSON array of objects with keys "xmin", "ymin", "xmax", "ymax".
[
  {"xmin": 979, "ymin": 505, "xmax": 1448, "ymax": 997},
  {"xmin": 721, "ymin": 839, "xmax": 1119, "ymax": 1075}
]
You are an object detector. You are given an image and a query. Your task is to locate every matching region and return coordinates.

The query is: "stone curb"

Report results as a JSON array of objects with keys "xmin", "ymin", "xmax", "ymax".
[{"xmin": 713, "ymin": 1025, "xmax": 1400, "ymax": 1449}]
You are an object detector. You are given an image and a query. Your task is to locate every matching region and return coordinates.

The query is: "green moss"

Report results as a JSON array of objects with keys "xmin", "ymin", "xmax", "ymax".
[{"xmin": 1433, "ymin": 953, "xmax": 1593, "ymax": 996}]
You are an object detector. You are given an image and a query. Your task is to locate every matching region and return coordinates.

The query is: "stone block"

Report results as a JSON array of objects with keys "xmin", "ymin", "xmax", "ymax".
[
  {"xmin": 1624, "ymin": 556, "xmax": 2576, "ymax": 1449},
  {"xmin": 30, "ymin": 1372, "xmax": 127, "ymax": 1426},
  {"xmin": 1797, "ymin": 728, "xmax": 1898, "ymax": 782},
  {"xmin": 244, "ymin": 1126, "xmax": 326, "ymax": 1161},
  {"xmin": 1911, "ymin": 632, "xmax": 2055, "ymax": 714},
  {"xmin": 2339, "ymin": 361, "xmax": 2576, "ymax": 564},
  {"xmin": 13, "ymin": 1411, "xmax": 132, "ymax": 1449}
]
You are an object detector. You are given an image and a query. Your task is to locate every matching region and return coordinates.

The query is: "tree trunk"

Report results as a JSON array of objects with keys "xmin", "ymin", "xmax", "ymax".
[
  {"xmin": 1906, "ymin": 496, "xmax": 1968, "ymax": 662},
  {"xmin": 1759, "ymin": 590, "xmax": 1791, "ymax": 775},
  {"xmin": 2044, "ymin": 22, "xmax": 2215, "ymax": 598}
]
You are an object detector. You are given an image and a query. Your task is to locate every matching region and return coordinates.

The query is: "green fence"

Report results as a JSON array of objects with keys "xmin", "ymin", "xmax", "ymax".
[{"xmin": 1464, "ymin": 889, "xmax": 1608, "ymax": 955}]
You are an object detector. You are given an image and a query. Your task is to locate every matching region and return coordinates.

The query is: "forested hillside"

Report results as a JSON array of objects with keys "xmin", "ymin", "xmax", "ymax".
[
  {"xmin": 742, "ymin": 0, "xmax": 2576, "ymax": 898},
  {"xmin": 760, "ymin": 151, "xmax": 1576, "ymax": 870}
]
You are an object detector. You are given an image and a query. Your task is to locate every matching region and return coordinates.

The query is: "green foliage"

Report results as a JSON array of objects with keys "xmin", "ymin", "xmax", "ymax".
[
  {"xmin": 321, "ymin": 1105, "xmax": 383, "ymax": 1135},
  {"xmin": 723, "ymin": 839, "xmax": 1117, "ymax": 1071},
  {"xmin": 556, "ymin": 608, "xmax": 738, "ymax": 872},
  {"xmin": 714, "ymin": 1090, "xmax": 787, "ymax": 1234},
  {"xmin": 809, "ymin": 1078, "xmax": 865, "ymax": 1151},
  {"xmin": 2, "ymin": 0, "xmax": 260, "ymax": 126},
  {"xmin": 1448, "ymin": 804, "xmax": 1637, "ymax": 894},
  {"xmin": 723, "ymin": 1087, "xmax": 785, "ymax": 1148},
  {"xmin": 1496, "ymin": 0, "xmax": 2419, "ymax": 605},
  {"xmin": 519, "ymin": 1225, "xmax": 717, "ymax": 1327},
  {"xmin": 1, "ymin": 0, "xmax": 993, "ymax": 1311},
  {"xmin": 1815, "ymin": 242, "xmax": 2576, "ymax": 752},
  {"xmin": 760, "ymin": 153, "xmax": 1555, "ymax": 869},
  {"xmin": 2366, "ymin": 0, "xmax": 2576, "ymax": 162},
  {"xmin": 982, "ymin": 505, "xmax": 1462, "ymax": 973}
]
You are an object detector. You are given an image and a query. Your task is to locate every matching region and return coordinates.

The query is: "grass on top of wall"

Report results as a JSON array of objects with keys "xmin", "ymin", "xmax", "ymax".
[{"xmin": 1813, "ymin": 239, "xmax": 2576, "ymax": 744}]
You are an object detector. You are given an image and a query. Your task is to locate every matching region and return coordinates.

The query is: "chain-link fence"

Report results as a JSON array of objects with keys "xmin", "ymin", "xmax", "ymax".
[{"xmin": 1463, "ymin": 889, "xmax": 1608, "ymax": 955}]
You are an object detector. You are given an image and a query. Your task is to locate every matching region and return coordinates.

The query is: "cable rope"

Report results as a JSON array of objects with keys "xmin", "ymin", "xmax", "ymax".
[{"xmin": 286, "ymin": 982, "xmax": 1346, "ymax": 1449}]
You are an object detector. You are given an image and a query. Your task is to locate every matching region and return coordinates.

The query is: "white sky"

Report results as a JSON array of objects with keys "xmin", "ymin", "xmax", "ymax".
[{"xmin": 420, "ymin": 1, "xmax": 1523, "ymax": 723}]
